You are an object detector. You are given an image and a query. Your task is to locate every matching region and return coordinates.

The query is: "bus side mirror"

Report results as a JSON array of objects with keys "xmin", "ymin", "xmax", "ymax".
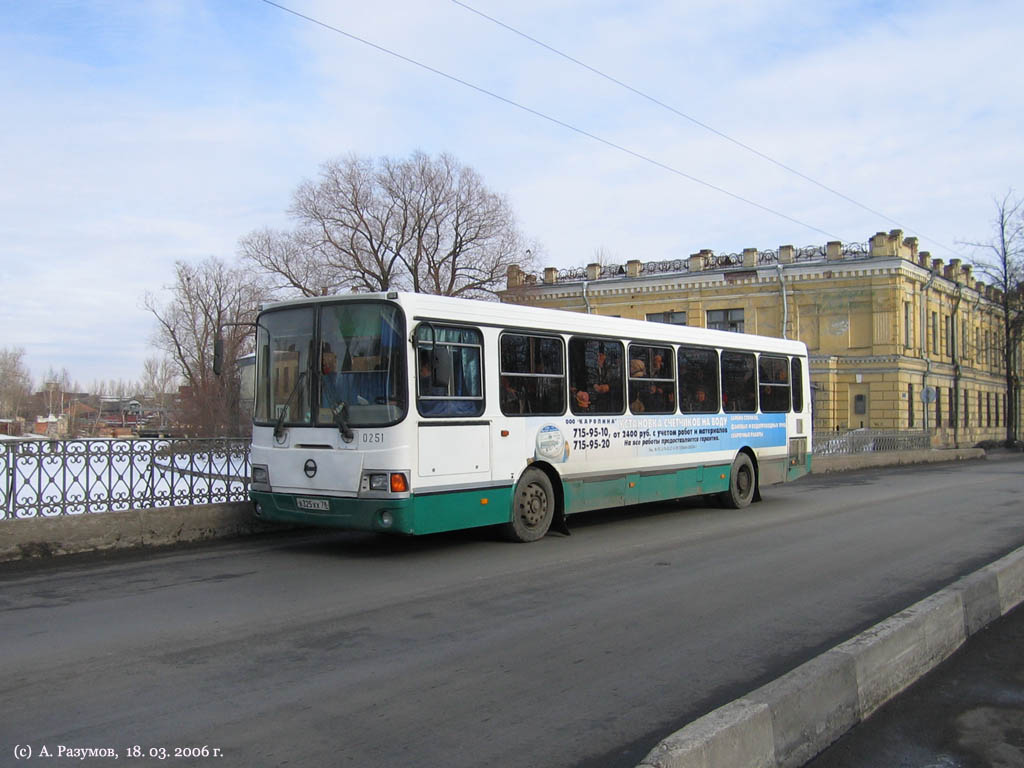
[{"xmin": 213, "ymin": 336, "xmax": 224, "ymax": 376}]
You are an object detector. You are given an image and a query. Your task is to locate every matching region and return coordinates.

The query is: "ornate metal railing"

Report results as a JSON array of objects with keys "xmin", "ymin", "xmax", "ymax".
[
  {"xmin": 1, "ymin": 438, "xmax": 251, "ymax": 519},
  {"xmin": 536, "ymin": 241, "xmax": 873, "ymax": 284},
  {"xmin": 813, "ymin": 429, "xmax": 932, "ymax": 456}
]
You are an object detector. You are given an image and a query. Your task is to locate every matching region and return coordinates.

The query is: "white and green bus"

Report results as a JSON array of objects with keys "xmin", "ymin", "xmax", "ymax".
[{"xmin": 247, "ymin": 292, "xmax": 812, "ymax": 542}]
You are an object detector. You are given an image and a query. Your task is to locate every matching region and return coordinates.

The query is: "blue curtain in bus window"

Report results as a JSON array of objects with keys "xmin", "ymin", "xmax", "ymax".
[
  {"xmin": 318, "ymin": 303, "xmax": 407, "ymax": 426},
  {"xmin": 416, "ymin": 325, "xmax": 484, "ymax": 417}
]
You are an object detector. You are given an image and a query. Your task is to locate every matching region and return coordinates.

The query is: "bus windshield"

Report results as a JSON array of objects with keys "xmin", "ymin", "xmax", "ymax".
[{"xmin": 255, "ymin": 301, "xmax": 407, "ymax": 428}]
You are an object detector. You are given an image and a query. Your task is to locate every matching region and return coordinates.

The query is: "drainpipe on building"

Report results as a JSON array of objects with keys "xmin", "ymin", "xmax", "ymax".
[
  {"xmin": 582, "ymin": 280, "xmax": 592, "ymax": 314},
  {"xmin": 775, "ymin": 264, "xmax": 788, "ymax": 340}
]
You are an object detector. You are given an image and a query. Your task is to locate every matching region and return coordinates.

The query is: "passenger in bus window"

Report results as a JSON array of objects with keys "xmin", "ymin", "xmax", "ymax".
[
  {"xmin": 651, "ymin": 353, "xmax": 668, "ymax": 379},
  {"xmin": 574, "ymin": 390, "xmax": 592, "ymax": 411},
  {"xmin": 320, "ymin": 344, "xmax": 343, "ymax": 407},
  {"xmin": 589, "ymin": 344, "xmax": 620, "ymax": 411},
  {"xmin": 641, "ymin": 381, "xmax": 670, "ymax": 412},
  {"xmin": 500, "ymin": 377, "xmax": 524, "ymax": 414}
]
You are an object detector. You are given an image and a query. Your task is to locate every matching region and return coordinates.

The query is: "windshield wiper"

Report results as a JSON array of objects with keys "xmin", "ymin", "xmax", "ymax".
[
  {"xmin": 332, "ymin": 401, "xmax": 355, "ymax": 443},
  {"xmin": 273, "ymin": 370, "xmax": 307, "ymax": 440}
]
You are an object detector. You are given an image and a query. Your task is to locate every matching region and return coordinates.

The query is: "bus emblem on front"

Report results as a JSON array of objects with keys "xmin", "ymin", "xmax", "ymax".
[{"xmin": 304, "ymin": 459, "xmax": 317, "ymax": 478}]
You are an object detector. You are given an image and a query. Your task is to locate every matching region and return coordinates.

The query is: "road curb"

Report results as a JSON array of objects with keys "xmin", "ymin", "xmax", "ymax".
[
  {"xmin": 0, "ymin": 502, "xmax": 291, "ymax": 562},
  {"xmin": 637, "ymin": 545, "xmax": 1024, "ymax": 768},
  {"xmin": 810, "ymin": 448, "xmax": 984, "ymax": 473}
]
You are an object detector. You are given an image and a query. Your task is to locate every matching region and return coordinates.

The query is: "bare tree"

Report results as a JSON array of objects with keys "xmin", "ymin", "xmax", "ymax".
[
  {"xmin": 145, "ymin": 256, "xmax": 268, "ymax": 436},
  {"xmin": 0, "ymin": 346, "xmax": 32, "ymax": 420},
  {"xmin": 240, "ymin": 151, "xmax": 536, "ymax": 299},
  {"xmin": 965, "ymin": 190, "xmax": 1024, "ymax": 445},
  {"xmin": 141, "ymin": 356, "xmax": 178, "ymax": 429}
]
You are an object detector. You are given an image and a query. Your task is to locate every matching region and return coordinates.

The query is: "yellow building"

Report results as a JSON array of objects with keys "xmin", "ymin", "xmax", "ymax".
[{"xmin": 501, "ymin": 231, "xmax": 1019, "ymax": 448}]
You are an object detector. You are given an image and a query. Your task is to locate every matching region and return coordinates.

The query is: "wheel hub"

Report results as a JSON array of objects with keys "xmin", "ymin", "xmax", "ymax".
[{"xmin": 521, "ymin": 484, "xmax": 547, "ymax": 527}]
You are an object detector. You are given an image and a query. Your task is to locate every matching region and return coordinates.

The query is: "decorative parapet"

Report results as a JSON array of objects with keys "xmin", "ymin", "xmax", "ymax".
[{"xmin": 506, "ymin": 233, "xmax": 903, "ymax": 288}]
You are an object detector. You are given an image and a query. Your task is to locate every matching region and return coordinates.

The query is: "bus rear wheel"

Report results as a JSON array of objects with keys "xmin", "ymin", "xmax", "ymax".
[
  {"xmin": 503, "ymin": 468, "xmax": 554, "ymax": 542},
  {"xmin": 720, "ymin": 453, "xmax": 756, "ymax": 509}
]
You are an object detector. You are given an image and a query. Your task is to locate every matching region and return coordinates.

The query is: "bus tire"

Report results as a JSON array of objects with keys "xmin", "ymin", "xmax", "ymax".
[
  {"xmin": 720, "ymin": 452, "xmax": 756, "ymax": 509},
  {"xmin": 503, "ymin": 468, "xmax": 555, "ymax": 542}
]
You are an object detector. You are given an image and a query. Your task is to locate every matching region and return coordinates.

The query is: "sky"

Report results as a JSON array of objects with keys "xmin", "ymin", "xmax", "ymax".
[{"xmin": 1, "ymin": 0, "xmax": 1022, "ymax": 389}]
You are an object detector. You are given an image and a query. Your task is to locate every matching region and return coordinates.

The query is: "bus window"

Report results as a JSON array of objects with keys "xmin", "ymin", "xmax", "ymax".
[
  {"xmin": 569, "ymin": 338, "xmax": 624, "ymax": 415},
  {"xmin": 317, "ymin": 302, "xmax": 406, "ymax": 426},
  {"xmin": 628, "ymin": 344, "xmax": 675, "ymax": 414},
  {"xmin": 791, "ymin": 358, "xmax": 804, "ymax": 413},
  {"xmin": 721, "ymin": 351, "xmax": 756, "ymax": 412},
  {"xmin": 499, "ymin": 334, "xmax": 565, "ymax": 416},
  {"xmin": 758, "ymin": 355, "xmax": 790, "ymax": 412},
  {"xmin": 678, "ymin": 346, "xmax": 719, "ymax": 413},
  {"xmin": 415, "ymin": 324, "xmax": 484, "ymax": 417}
]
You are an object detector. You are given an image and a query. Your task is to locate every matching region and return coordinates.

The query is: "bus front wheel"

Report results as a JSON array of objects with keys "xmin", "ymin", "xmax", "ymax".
[
  {"xmin": 503, "ymin": 468, "xmax": 554, "ymax": 542},
  {"xmin": 720, "ymin": 453, "xmax": 756, "ymax": 509}
]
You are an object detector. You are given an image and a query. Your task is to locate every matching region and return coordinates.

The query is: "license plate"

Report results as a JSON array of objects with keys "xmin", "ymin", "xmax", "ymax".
[{"xmin": 296, "ymin": 497, "xmax": 330, "ymax": 511}]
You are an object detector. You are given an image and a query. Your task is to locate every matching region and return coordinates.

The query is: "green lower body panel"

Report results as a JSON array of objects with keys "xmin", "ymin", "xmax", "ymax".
[
  {"xmin": 251, "ymin": 485, "xmax": 513, "ymax": 536},
  {"xmin": 563, "ymin": 463, "xmax": 731, "ymax": 516},
  {"xmin": 788, "ymin": 454, "xmax": 813, "ymax": 482}
]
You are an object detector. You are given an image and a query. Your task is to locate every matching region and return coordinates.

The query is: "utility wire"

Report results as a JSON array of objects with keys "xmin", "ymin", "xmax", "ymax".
[
  {"xmin": 259, "ymin": 0, "xmax": 844, "ymax": 241},
  {"xmin": 451, "ymin": 0, "xmax": 964, "ymax": 259}
]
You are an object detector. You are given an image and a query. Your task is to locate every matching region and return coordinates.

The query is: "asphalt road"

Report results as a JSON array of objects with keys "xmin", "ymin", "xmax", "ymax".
[{"xmin": 1, "ymin": 456, "xmax": 1022, "ymax": 768}]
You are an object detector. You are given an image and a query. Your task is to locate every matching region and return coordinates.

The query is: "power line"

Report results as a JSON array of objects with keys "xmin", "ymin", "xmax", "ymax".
[
  {"xmin": 451, "ymin": 0, "xmax": 965, "ymax": 259},
  {"xmin": 258, "ymin": 0, "xmax": 845, "ymax": 241}
]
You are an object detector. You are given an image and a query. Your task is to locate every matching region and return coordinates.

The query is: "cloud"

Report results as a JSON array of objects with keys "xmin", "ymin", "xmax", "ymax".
[{"xmin": 1, "ymin": 0, "xmax": 1021, "ymax": 388}]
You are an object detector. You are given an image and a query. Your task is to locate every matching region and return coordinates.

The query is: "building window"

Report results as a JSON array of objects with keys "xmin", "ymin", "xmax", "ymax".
[
  {"xmin": 646, "ymin": 311, "xmax": 687, "ymax": 325},
  {"xmin": 678, "ymin": 346, "xmax": 720, "ymax": 413},
  {"xmin": 931, "ymin": 312, "xmax": 938, "ymax": 354},
  {"xmin": 987, "ymin": 392, "xmax": 992, "ymax": 427},
  {"xmin": 935, "ymin": 386, "xmax": 941, "ymax": 429},
  {"xmin": 904, "ymin": 302, "xmax": 912, "ymax": 348},
  {"xmin": 707, "ymin": 308, "xmax": 744, "ymax": 333},
  {"xmin": 854, "ymin": 394, "xmax": 867, "ymax": 416},
  {"xmin": 908, "ymin": 383, "xmax": 915, "ymax": 428},
  {"xmin": 948, "ymin": 387, "xmax": 955, "ymax": 427},
  {"xmin": 569, "ymin": 338, "xmax": 624, "ymax": 415},
  {"xmin": 628, "ymin": 344, "xmax": 675, "ymax": 414},
  {"xmin": 964, "ymin": 389, "xmax": 970, "ymax": 428},
  {"xmin": 499, "ymin": 333, "xmax": 565, "ymax": 416},
  {"xmin": 995, "ymin": 393, "xmax": 1000, "ymax": 427}
]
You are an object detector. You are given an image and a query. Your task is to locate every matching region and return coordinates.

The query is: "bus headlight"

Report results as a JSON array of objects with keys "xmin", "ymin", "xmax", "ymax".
[
  {"xmin": 368, "ymin": 473, "xmax": 389, "ymax": 491},
  {"xmin": 252, "ymin": 464, "xmax": 270, "ymax": 487}
]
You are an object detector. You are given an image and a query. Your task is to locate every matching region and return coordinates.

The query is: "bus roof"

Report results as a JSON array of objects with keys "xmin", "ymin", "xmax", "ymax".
[{"xmin": 260, "ymin": 291, "xmax": 808, "ymax": 356}]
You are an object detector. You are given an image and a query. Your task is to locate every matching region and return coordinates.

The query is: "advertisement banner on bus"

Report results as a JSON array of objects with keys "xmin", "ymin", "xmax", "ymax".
[{"xmin": 541, "ymin": 412, "xmax": 787, "ymax": 461}]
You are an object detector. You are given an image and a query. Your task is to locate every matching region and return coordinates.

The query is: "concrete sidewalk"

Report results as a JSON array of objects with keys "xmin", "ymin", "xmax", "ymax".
[{"xmin": 806, "ymin": 601, "xmax": 1024, "ymax": 767}]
